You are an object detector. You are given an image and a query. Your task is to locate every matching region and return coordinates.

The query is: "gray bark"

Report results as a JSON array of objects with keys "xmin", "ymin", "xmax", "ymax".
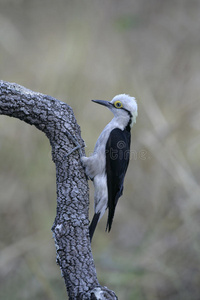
[{"xmin": 0, "ymin": 80, "xmax": 118, "ymax": 300}]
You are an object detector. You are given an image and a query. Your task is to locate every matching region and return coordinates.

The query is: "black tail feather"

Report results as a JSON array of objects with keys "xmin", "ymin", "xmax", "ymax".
[
  {"xmin": 89, "ymin": 212, "xmax": 100, "ymax": 242},
  {"xmin": 105, "ymin": 209, "xmax": 115, "ymax": 232}
]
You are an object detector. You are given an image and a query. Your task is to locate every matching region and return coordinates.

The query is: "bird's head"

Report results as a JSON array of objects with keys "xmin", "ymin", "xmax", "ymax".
[{"xmin": 92, "ymin": 94, "xmax": 138, "ymax": 127}]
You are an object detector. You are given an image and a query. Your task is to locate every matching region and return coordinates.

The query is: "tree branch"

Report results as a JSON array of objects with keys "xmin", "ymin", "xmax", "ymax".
[{"xmin": 0, "ymin": 80, "xmax": 118, "ymax": 300}]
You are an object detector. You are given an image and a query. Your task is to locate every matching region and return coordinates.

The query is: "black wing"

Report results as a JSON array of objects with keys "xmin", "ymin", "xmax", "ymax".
[{"xmin": 106, "ymin": 127, "xmax": 131, "ymax": 232}]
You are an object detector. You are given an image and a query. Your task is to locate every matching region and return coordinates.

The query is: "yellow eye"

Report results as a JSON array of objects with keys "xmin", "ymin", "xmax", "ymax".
[{"xmin": 114, "ymin": 100, "xmax": 123, "ymax": 109}]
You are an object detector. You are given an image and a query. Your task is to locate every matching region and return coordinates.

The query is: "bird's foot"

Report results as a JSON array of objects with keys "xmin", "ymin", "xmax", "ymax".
[{"xmin": 63, "ymin": 130, "xmax": 83, "ymax": 158}]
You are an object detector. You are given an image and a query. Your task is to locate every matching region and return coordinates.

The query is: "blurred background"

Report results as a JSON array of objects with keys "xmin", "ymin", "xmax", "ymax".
[{"xmin": 0, "ymin": 0, "xmax": 200, "ymax": 299}]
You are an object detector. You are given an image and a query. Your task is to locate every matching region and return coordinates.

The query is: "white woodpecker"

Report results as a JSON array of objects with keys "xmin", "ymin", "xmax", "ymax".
[{"xmin": 81, "ymin": 94, "xmax": 138, "ymax": 241}]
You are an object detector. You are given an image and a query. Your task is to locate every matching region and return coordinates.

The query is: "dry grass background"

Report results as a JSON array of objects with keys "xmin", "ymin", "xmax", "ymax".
[{"xmin": 0, "ymin": 0, "xmax": 200, "ymax": 299}]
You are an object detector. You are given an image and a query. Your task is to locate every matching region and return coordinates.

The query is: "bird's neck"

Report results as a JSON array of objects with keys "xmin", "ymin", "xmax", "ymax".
[
  {"xmin": 112, "ymin": 114, "xmax": 132, "ymax": 131},
  {"xmin": 126, "ymin": 118, "xmax": 132, "ymax": 132}
]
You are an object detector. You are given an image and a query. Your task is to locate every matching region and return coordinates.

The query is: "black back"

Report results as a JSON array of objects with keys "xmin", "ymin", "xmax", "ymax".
[{"xmin": 105, "ymin": 127, "xmax": 131, "ymax": 231}]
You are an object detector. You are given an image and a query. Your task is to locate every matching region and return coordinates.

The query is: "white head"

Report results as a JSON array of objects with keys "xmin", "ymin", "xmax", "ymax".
[{"xmin": 92, "ymin": 94, "xmax": 138, "ymax": 128}]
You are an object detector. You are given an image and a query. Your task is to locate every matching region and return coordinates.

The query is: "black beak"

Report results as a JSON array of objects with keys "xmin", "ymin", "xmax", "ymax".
[{"xmin": 92, "ymin": 100, "xmax": 111, "ymax": 107}]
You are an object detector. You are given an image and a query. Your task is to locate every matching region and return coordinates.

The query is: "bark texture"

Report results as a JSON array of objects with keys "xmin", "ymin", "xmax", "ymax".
[{"xmin": 0, "ymin": 80, "xmax": 118, "ymax": 300}]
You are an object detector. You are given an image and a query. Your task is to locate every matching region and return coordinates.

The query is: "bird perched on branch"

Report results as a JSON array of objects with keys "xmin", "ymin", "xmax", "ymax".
[{"xmin": 81, "ymin": 94, "xmax": 138, "ymax": 241}]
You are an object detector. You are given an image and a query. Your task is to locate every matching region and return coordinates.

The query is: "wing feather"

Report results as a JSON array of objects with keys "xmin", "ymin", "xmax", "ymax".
[{"xmin": 105, "ymin": 127, "xmax": 131, "ymax": 231}]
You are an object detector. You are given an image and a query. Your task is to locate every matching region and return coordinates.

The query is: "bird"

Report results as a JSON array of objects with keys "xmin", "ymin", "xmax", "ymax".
[{"xmin": 81, "ymin": 94, "xmax": 138, "ymax": 241}]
